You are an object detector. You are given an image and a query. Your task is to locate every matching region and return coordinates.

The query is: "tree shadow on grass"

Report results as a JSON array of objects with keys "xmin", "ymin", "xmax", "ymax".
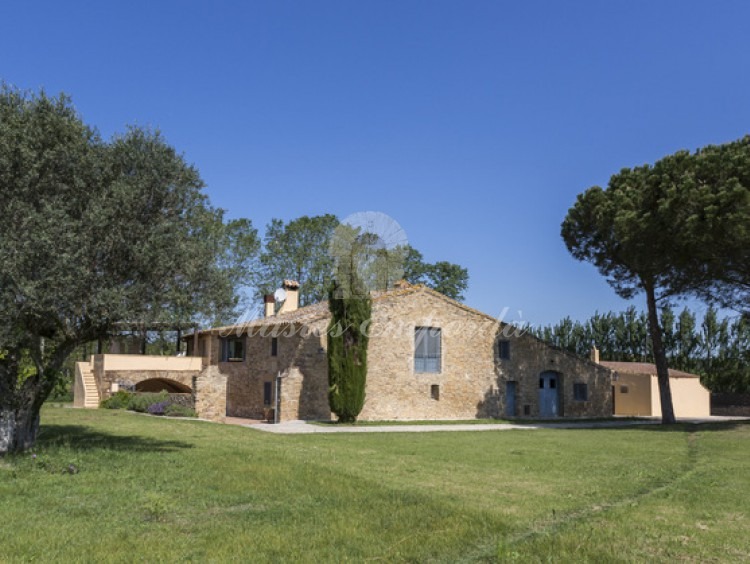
[
  {"xmin": 36, "ymin": 424, "xmax": 194, "ymax": 453},
  {"xmin": 558, "ymin": 419, "xmax": 750, "ymax": 434}
]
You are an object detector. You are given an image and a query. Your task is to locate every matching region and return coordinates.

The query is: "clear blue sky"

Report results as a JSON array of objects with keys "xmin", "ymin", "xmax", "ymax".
[{"xmin": 3, "ymin": 1, "xmax": 749, "ymax": 326}]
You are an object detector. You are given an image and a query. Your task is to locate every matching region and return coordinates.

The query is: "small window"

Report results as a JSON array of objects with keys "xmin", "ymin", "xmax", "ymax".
[
  {"xmin": 498, "ymin": 340, "xmax": 510, "ymax": 360},
  {"xmin": 620, "ymin": 385, "xmax": 629, "ymax": 394},
  {"xmin": 430, "ymin": 384, "xmax": 440, "ymax": 401},
  {"xmin": 550, "ymin": 379, "xmax": 556, "ymax": 389},
  {"xmin": 263, "ymin": 382, "xmax": 273, "ymax": 406},
  {"xmin": 574, "ymin": 383, "xmax": 588, "ymax": 401},
  {"xmin": 415, "ymin": 327, "xmax": 441, "ymax": 373},
  {"xmin": 271, "ymin": 337, "xmax": 278, "ymax": 357},
  {"xmin": 539, "ymin": 378, "xmax": 544, "ymax": 389},
  {"xmin": 221, "ymin": 337, "xmax": 245, "ymax": 362}
]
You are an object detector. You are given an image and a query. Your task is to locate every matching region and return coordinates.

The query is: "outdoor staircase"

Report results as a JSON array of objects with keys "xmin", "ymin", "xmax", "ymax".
[{"xmin": 75, "ymin": 360, "xmax": 100, "ymax": 408}]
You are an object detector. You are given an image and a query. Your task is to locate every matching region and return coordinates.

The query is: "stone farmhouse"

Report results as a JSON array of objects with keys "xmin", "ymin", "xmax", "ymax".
[
  {"xmin": 75, "ymin": 279, "xmax": 714, "ymax": 422},
  {"xmin": 179, "ymin": 280, "xmax": 614, "ymax": 421}
]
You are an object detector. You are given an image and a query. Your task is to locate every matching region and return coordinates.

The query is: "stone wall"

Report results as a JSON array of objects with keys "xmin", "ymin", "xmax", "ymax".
[
  {"xmin": 359, "ymin": 289, "xmax": 613, "ymax": 421},
  {"xmin": 200, "ymin": 325, "xmax": 330, "ymax": 421},
  {"xmin": 360, "ymin": 290, "xmax": 498, "ymax": 420},
  {"xmin": 193, "ymin": 367, "xmax": 227, "ymax": 422},
  {"xmin": 496, "ymin": 332, "xmax": 613, "ymax": 418},
  {"xmin": 199, "ymin": 287, "xmax": 613, "ymax": 422},
  {"xmin": 97, "ymin": 369, "xmax": 199, "ymax": 401},
  {"xmin": 276, "ymin": 320, "xmax": 331, "ymax": 422}
]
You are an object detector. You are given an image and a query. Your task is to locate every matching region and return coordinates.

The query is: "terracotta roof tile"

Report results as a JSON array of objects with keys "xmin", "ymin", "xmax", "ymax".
[{"xmin": 600, "ymin": 361, "xmax": 699, "ymax": 378}]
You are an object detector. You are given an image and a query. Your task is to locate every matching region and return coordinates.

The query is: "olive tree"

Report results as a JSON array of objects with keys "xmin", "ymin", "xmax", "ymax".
[{"xmin": 0, "ymin": 87, "xmax": 256, "ymax": 453}]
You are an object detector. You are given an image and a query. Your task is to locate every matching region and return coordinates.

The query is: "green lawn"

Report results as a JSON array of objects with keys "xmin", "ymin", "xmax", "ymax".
[
  {"xmin": 311, "ymin": 416, "xmax": 651, "ymax": 426},
  {"xmin": 1, "ymin": 407, "xmax": 748, "ymax": 562}
]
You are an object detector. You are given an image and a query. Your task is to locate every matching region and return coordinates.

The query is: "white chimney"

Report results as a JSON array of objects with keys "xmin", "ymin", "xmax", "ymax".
[
  {"xmin": 590, "ymin": 345, "xmax": 600, "ymax": 364},
  {"xmin": 278, "ymin": 280, "xmax": 300, "ymax": 314},
  {"xmin": 264, "ymin": 294, "xmax": 275, "ymax": 318}
]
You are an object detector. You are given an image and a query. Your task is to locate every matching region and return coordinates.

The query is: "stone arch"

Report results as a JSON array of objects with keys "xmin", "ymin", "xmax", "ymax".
[{"xmin": 135, "ymin": 378, "xmax": 192, "ymax": 393}]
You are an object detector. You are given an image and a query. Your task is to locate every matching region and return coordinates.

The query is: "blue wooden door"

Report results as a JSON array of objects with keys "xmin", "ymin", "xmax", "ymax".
[
  {"xmin": 538, "ymin": 371, "xmax": 559, "ymax": 417},
  {"xmin": 505, "ymin": 381, "xmax": 516, "ymax": 417}
]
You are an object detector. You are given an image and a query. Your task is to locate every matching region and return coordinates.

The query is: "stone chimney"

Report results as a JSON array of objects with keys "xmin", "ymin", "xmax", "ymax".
[
  {"xmin": 590, "ymin": 345, "xmax": 600, "ymax": 364},
  {"xmin": 264, "ymin": 294, "xmax": 275, "ymax": 318},
  {"xmin": 278, "ymin": 280, "xmax": 300, "ymax": 315}
]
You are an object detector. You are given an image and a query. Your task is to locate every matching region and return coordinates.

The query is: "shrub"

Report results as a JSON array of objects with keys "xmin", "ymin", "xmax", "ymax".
[
  {"xmin": 164, "ymin": 404, "xmax": 197, "ymax": 418},
  {"xmin": 100, "ymin": 390, "xmax": 133, "ymax": 409},
  {"xmin": 147, "ymin": 401, "xmax": 169, "ymax": 416},
  {"xmin": 100, "ymin": 390, "xmax": 195, "ymax": 417},
  {"xmin": 127, "ymin": 391, "xmax": 169, "ymax": 413}
]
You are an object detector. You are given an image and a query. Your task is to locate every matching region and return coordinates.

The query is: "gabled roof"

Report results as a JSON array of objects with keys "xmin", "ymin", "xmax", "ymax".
[
  {"xmin": 189, "ymin": 284, "xmax": 609, "ymax": 373},
  {"xmin": 194, "ymin": 283, "xmax": 512, "ymax": 336},
  {"xmin": 600, "ymin": 361, "xmax": 699, "ymax": 379},
  {"xmin": 195, "ymin": 284, "xmax": 427, "ymax": 336}
]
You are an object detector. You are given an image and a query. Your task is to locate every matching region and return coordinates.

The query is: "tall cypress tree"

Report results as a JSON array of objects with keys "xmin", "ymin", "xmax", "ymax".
[
  {"xmin": 326, "ymin": 229, "xmax": 374, "ymax": 423},
  {"xmin": 327, "ymin": 276, "xmax": 371, "ymax": 423}
]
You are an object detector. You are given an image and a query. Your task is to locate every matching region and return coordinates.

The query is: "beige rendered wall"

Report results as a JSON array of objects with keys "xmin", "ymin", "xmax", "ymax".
[
  {"xmin": 73, "ymin": 362, "xmax": 87, "ymax": 408},
  {"xmin": 92, "ymin": 354, "xmax": 202, "ymax": 401},
  {"xmin": 613, "ymin": 373, "xmax": 652, "ymax": 416},
  {"xmin": 99, "ymin": 354, "xmax": 201, "ymax": 372},
  {"xmin": 651, "ymin": 376, "xmax": 711, "ymax": 418}
]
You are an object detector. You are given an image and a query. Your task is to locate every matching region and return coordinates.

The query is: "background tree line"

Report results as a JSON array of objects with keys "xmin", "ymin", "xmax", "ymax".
[
  {"xmin": 533, "ymin": 306, "xmax": 750, "ymax": 393},
  {"xmin": 252, "ymin": 214, "xmax": 469, "ymax": 306}
]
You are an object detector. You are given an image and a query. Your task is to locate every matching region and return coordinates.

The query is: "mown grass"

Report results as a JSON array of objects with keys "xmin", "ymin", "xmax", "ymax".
[
  {"xmin": 311, "ymin": 416, "xmax": 652, "ymax": 426},
  {"xmin": 1, "ymin": 407, "xmax": 748, "ymax": 562}
]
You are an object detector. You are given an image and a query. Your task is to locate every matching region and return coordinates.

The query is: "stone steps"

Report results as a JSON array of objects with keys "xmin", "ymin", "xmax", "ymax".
[{"xmin": 78, "ymin": 364, "xmax": 100, "ymax": 408}]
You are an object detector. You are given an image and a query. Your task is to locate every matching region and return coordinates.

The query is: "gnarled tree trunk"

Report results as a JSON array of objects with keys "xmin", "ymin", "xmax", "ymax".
[
  {"xmin": 0, "ymin": 402, "xmax": 41, "ymax": 454},
  {"xmin": 1, "ymin": 354, "xmax": 53, "ymax": 455}
]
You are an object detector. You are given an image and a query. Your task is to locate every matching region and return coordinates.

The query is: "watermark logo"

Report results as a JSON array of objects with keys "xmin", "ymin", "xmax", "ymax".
[{"xmin": 329, "ymin": 211, "xmax": 409, "ymax": 299}]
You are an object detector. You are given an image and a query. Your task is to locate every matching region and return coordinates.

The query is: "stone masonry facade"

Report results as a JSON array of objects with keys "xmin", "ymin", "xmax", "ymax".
[{"xmin": 193, "ymin": 285, "xmax": 613, "ymax": 421}]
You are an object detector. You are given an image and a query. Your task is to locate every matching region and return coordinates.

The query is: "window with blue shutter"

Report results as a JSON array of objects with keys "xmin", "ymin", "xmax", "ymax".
[{"xmin": 414, "ymin": 327, "xmax": 441, "ymax": 373}]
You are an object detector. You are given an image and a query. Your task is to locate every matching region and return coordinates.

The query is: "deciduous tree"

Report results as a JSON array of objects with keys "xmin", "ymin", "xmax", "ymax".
[{"xmin": 255, "ymin": 215, "xmax": 338, "ymax": 306}]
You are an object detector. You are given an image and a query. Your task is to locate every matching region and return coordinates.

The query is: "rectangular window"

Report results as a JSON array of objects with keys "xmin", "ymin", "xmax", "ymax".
[
  {"xmin": 498, "ymin": 340, "xmax": 510, "ymax": 360},
  {"xmin": 271, "ymin": 337, "xmax": 278, "ymax": 357},
  {"xmin": 414, "ymin": 327, "xmax": 441, "ymax": 373},
  {"xmin": 263, "ymin": 382, "xmax": 273, "ymax": 406},
  {"xmin": 431, "ymin": 384, "xmax": 440, "ymax": 401},
  {"xmin": 574, "ymin": 383, "xmax": 588, "ymax": 401},
  {"xmin": 221, "ymin": 337, "xmax": 245, "ymax": 362},
  {"xmin": 620, "ymin": 385, "xmax": 629, "ymax": 394}
]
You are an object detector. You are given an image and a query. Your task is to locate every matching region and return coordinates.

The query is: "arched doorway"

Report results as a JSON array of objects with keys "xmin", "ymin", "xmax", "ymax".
[{"xmin": 539, "ymin": 371, "xmax": 560, "ymax": 417}]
